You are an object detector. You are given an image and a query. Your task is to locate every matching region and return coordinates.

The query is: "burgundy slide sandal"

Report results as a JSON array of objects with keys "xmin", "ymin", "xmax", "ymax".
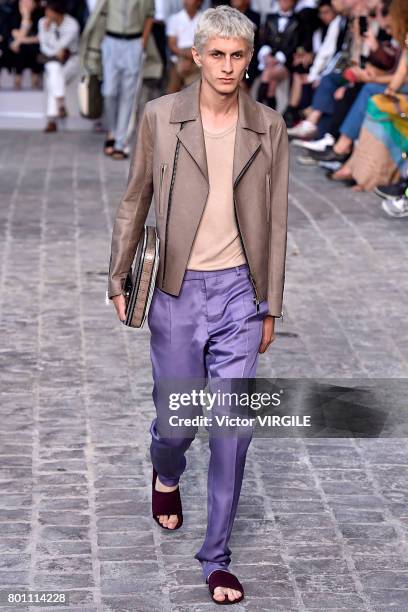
[
  {"xmin": 207, "ymin": 570, "xmax": 245, "ymax": 605},
  {"xmin": 152, "ymin": 467, "xmax": 183, "ymax": 530}
]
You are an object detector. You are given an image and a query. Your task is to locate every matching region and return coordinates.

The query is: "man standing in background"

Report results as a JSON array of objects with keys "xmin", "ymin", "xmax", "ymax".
[{"xmin": 81, "ymin": 0, "xmax": 155, "ymax": 160}]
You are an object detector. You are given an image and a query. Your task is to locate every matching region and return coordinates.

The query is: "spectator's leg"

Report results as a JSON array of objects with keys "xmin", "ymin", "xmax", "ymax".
[
  {"xmin": 326, "ymin": 83, "xmax": 363, "ymax": 139},
  {"xmin": 289, "ymin": 73, "xmax": 305, "ymax": 108},
  {"xmin": 44, "ymin": 61, "xmax": 64, "ymax": 118},
  {"xmin": 101, "ymin": 36, "xmax": 122, "ymax": 145},
  {"xmin": 257, "ymin": 57, "xmax": 287, "ymax": 108},
  {"xmin": 339, "ymin": 83, "xmax": 386, "ymax": 142},
  {"xmin": 311, "ymin": 72, "xmax": 344, "ymax": 137},
  {"xmin": 114, "ymin": 37, "xmax": 143, "ymax": 153},
  {"xmin": 23, "ymin": 44, "xmax": 43, "ymax": 89},
  {"xmin": 60, "ymin": 55, "xmax": 80, "ymax": 113}
]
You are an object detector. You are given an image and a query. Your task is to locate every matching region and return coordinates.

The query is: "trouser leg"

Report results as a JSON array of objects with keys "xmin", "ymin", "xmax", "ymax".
[
  {"xmin": 147, "ymin": 280, "xmax": 208, "ymax": 487},
  {"xmin": 45, "ymin": 61, "xmax": 64, "ymax": 117},
  {"xmin": 101, "ymin": 36, "xmax": 121, "ymax": 140},
  {"xmin": 44, "ymin": 56, "xmax": 80, "ymax": 118},
  {"xmin": 192, "ymin": 265, "xmax": 267, "ymax": 581},
  {"xmin": 114, "ymin": 38, "xmax": 143, "ymax": 151},
  {"xmin": 148, "ymin": 265, "xmax": 267, "ymax": 581}
]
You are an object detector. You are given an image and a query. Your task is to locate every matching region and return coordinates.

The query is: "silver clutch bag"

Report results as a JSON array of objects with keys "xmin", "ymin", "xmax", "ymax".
[{"xmin": 122, "ymin": 225, "xmax": 160, "ymax": 328}]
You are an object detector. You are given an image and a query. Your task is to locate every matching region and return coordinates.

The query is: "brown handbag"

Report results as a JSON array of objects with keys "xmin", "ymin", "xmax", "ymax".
[{"xmin": 122, "ymin": 225, "xmax": 160, "ymax": 328}]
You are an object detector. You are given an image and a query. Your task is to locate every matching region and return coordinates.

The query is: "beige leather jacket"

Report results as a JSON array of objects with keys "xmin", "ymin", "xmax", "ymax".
[{"xmin": 108, "ymin": 77, "xmax": 289, "ymax": 317}]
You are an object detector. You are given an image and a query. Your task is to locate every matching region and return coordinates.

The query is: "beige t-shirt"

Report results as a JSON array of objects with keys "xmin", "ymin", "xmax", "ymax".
[{"xmin": 186, "ymin": 121, "xmax": 246, "ymax": 271}]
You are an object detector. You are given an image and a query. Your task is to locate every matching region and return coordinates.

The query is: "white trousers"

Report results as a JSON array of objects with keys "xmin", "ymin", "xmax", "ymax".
[{"xmin": 45, "ymin": 56, "xmax": 80, "ymax": 118}]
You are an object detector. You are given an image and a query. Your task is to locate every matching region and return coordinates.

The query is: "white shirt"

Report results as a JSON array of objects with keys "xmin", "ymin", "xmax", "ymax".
[
  {"xmin": 38, "ymin": 14, "xmax": 80, "ymax": 56},
  {"xmin": 155, "ymin": 0, "xmax": 210, "ymax": 23},
  {"xmin": 167, "ymin": 9, "xmax": 201, "ymax": 61},
  {"xmin": 308, "ymin": 15, "xmax": 342, "ymax": 82},
  {"xmin": 154, "ymin": 0, "xmax": 183, "ymax": 22},
  {"xmin": 86, "ymin": 0, "xmax": 98, "ymax": 12}
]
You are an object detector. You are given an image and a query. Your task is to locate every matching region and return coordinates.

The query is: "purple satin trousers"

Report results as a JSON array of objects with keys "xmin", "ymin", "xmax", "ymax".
[{"xmin": 147, "ymin": 263, "xmax": 268, "ymax": 581}]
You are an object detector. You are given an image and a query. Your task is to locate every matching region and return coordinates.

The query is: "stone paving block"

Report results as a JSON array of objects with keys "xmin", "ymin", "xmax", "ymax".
[
  {"xmin": 295, "ymin": 572, "xmax": 358, "ymax": 593},
  {"xmin": 301, "ymin": 592, "xmax": 366, "ymax": 608}
]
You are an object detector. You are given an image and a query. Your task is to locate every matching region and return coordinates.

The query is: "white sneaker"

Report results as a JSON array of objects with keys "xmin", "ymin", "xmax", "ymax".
[
  {"xmin": 381, "ymin": 197, "xmax": 408, "ymax": 218},
  {"xmin": 287, "ymin": 120, "xmax": 317, "ymax": 140},
  {"xmin": 292, "ymin": 133, "xmax": 335, "ymax": 151}
]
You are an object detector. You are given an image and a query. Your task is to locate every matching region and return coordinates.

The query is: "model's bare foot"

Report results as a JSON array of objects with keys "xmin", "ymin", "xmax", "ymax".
[
  {"xmin": 213, "ymin": 586, "xmax": 243, "ymax": 603},
  {"xmin": 155, "ymin": 475, "xmax": 180, "ymax": 529}
]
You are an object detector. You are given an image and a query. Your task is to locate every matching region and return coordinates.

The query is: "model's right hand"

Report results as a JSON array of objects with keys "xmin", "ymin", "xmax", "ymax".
[{"xmin": 112, "ymin": 294, "xmax": 126, "ymax": 322}]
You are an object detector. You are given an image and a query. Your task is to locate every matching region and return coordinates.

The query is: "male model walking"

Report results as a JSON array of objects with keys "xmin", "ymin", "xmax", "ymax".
[{"xmin": 108, "ymin": 5, "xmax": 289, "ymax": 605}]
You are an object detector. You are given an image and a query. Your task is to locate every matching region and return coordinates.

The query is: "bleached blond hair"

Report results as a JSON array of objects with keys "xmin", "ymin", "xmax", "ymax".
[{"xmin": 194, "ymin": 5, "xmax": 255, "ymax": 54}]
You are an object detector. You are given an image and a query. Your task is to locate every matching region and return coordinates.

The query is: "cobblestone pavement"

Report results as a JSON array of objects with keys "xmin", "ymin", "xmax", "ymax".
[{"xmin": 1, "ymin": 131, "xmax": 408, "ymax": 612}]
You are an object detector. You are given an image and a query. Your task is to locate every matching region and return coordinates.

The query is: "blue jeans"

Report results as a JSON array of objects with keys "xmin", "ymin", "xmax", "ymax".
[
  {"xmin": 341, "ymin": 81, "xmax": 408, "ymax": 142},
  {"xmin": 340, "ymin": 83, "xmax": 386, "ymax": 141},
  {"xmin": 312, "ymin": 72, "xmax": 344, "ymax": 138}
]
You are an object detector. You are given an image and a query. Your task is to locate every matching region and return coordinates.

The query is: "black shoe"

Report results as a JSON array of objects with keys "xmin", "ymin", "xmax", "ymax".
[
  {"xmin": 310, "ymin": 147, "xmax": 351, "ymax": 163},
  {"xmin": 374, "ymin": 179, "xmax": 408, "ymax": 200}
]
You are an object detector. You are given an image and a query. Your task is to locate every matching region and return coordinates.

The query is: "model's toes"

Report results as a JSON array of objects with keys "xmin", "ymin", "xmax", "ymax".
[
  {"xmin": 213, "ymin": 586, "xmax": 241, "ymax": 602},
  {"xmin": 157, "ymin": 514, "xmax": 178, "ymax": 528},
  {"xmin": 213, "ymin": 587, "xmax": 228, "ymax": 601},
  {"xmin": 158, "ymin": 514, "xmax": 168, "ymax": 527},
  {"xmin": 166, "ymin": 514, "xmax": 179, "ymax": 529},
  {"xmin": 227, "ymin": 588, "xmax": 241, "ymax": 601}
]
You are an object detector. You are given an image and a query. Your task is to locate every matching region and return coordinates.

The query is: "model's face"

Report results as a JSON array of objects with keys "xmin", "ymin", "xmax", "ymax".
[{"xmin": 192, "ymin": 36, "xmax": 252, "ymax": 95}]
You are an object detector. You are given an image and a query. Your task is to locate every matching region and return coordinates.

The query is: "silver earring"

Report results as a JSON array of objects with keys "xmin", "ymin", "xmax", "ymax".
[{"xmin": 245, "ymin": 67, "xmax": 249, "ymax": 79}]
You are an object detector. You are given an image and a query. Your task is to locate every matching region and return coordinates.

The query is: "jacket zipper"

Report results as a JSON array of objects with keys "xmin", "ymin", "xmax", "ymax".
[
  {"xmin": 158, "ymin": 163, "xmax": 167, "ymax": 216},
  {"xmin": 233, "ymin": 145, "xmax": 261, "ymax": 313},
  {"xmin": 162, "ymin": 131, "xmax": 183, "ymax": 287}
]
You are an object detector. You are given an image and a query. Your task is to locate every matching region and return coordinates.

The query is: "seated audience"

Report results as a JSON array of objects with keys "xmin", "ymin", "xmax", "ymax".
[
  {"xmin": 284, "ymin": 0, "xmax": 339, "ymax": 126},
  {"xmin": 256, "ymin": 0, "xmax": 313, "ymax": 109},
  {"xmin": 38, "ymin": 0, "xmax": 80, "ymax": 132},
  {"xmin": 331, "ymin": 0, "xmax": 408, "ymax": 191},
  {"xmin": 8, "ymin": 0, "xmax": 43, "ymax": 89}
]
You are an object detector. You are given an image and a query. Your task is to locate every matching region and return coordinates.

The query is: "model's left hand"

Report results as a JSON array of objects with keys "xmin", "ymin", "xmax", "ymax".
[{"xmin": 259, "ymin": 316, "xmax": 275, "ymax": 353}]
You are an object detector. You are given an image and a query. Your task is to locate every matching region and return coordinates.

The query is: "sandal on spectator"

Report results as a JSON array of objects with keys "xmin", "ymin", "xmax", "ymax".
[
  {"xmin": 207, "ymin": 570, "xmax": 245, "ymax": 605},
  {"xmin": 104, "ymin": 139, "xmax": 115, "ymax": 156},
  {"xmin": 111, "ymin": 149, "xmax": 129, "ymax": 161},
  {"xmin": 152, "ymin": 467, "xmax": 183, "ymax": 530}
]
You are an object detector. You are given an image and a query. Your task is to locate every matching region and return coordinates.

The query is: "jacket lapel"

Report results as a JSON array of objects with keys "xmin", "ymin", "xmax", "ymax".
[{"xmin": 169, "ymin": 77, "xmax": 266, "ymax": 187}]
